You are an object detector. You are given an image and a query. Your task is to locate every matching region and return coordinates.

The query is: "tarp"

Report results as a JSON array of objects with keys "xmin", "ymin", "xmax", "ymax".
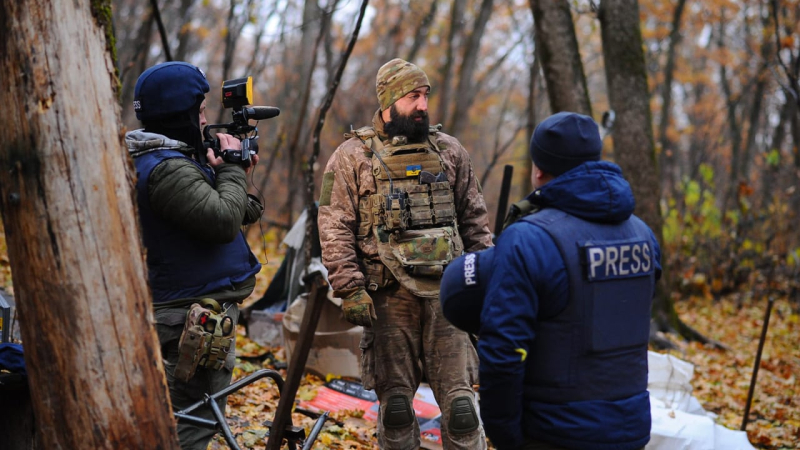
[{"xmin": 646, "ymin": 351, "xmax": 755, "ymax": 450}]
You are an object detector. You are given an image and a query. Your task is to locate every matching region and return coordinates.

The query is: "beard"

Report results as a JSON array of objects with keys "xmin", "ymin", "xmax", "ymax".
[{"xmin": 384, "ymin": 105, "xmax": 430, "ymax": 144}]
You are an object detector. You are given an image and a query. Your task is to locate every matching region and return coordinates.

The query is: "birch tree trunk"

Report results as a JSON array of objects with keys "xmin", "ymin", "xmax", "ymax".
[{"xmin": 0, "ymin": 1, "xmax": 179, "ymax": 448}]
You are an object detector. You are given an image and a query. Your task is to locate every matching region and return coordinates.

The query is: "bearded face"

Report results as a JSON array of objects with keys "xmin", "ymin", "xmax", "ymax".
[{"xmin": 384, "ymin": 104, "xmax": 430, "ymax": 144}]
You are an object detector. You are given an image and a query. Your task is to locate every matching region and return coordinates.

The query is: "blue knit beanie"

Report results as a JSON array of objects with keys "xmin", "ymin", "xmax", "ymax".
[
  {"xmin": 134, "ymin": 62, "xmax": 210, "ymax": 121},
  {"xmin": 530, "ymin": 112, "xmax": 602, "ymax": 176},
  {"xmin": 440, "ymin": 248, "xmax": 495, "ymax": 335}
]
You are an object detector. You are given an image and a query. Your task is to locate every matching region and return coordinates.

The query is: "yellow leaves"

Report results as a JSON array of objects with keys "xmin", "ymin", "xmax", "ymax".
[
  {"xmin": 669, "ymin": 296, "xmax": 800, "ymax": 448},
  {"xmin": 239, "ymin": 428, "xmax": 268, "ymax": 447},
  {"xmin": 318, "ymin": 431, "xmax": 335, "ymax": 446},
  {"xmin": 296, "ymin": 384, "xmax": 319, "ymax": 402}
]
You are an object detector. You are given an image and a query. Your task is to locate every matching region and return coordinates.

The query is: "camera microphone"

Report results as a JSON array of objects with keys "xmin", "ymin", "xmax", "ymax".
[{"xmin": 244, "ymin": 106, "xmax": 280, "ymax": 121}]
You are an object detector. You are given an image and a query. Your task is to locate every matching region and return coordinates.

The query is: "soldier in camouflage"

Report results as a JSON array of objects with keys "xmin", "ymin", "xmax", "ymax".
[{"xmin": 318, "ymin": 58, "xmax": 492, "ymax": 449}]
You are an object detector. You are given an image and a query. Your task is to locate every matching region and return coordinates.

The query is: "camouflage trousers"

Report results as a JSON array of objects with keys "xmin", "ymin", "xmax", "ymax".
[
  {"xmin": 155, "ymin": 304, "xmax": 239, "ymax": 450},
  {"xmin": 361, "ymin": 284, "xmax": 487, "ymax": 450}
]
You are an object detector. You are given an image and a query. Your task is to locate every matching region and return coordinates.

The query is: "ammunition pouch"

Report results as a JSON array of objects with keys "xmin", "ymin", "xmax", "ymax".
[
  {"xmin": 361, "ymin": 260, "xmax": 396, "ymax": 291},
  {"xmin": 174, "ymin": 300, "xmax": 235, "ymax": 382}
]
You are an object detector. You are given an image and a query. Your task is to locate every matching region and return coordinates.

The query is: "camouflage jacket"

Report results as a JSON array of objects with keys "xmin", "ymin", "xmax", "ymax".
[{"xmin": 318, "ymin": 111, "xmax": 493, "ymax": 292}]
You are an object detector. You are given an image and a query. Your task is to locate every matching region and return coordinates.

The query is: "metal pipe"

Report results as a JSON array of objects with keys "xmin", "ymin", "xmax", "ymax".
[
  {"xmin": 302, "ymin": 411, "xmax": 330, "ymax": 450},
  {"xmin": 208, "ymin": 393, "xmax": 242, "ymax": 450},
  {"xmin": 176, "ymin": 369, "xmax": 285, "ymax": 416},
  {"xmin": 741, "ymin": 296, "xmax": 775, "ymax": 431},
  {"xmin": 172, "ymin": 413, "xmax": 218, "ymax": 429}
]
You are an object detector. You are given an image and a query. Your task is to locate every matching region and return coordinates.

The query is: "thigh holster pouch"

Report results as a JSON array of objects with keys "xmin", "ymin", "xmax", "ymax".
[
  {"xmin": 383, "ymin": 394, "xmax": 414, "ymax": 429},
  {"xmin": 174, "ymin": 300, "xmax": 235, "ymax": 382},
  {"xmin": 448, "ymin": 396, "xmax": 479, "ymax": 435}
]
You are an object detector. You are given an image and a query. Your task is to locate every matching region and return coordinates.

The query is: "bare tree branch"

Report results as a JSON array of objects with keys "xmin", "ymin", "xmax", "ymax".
[
  {"xmin": 150, "ymin": 0, "xmax": 172, "ymax": 61},
  {"xmin": 306, "ymin": 0, "xmax": 370, "ymax": 263}
]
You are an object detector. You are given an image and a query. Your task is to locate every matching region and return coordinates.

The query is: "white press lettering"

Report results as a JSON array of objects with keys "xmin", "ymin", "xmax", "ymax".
[
  {"xmin": 464, "ymin": 253, "xmax": 477, "ymax": 286},
  {"xmin": 605, "ymin": 246, "xmax": 619, "ymax": 276},
  {"xmin": 630, "ymin": 244, "xmax": 641, "ymax": 273},
  {"xmin": 618, "ymin": 245, "xmax": 631, "ymax": 275},
  {"xmin": 641, "ymin": 243, "xmax": 651, "ymax": 272},
  {"xmin": 588, "ymin": 247, "xmax": 605, "ymax": 279}
]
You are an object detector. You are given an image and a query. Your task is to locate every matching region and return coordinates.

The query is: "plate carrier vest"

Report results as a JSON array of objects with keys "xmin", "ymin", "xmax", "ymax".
[{"xmin": 350, "ymin": 126, "xmax": 464, "ymax": 298}]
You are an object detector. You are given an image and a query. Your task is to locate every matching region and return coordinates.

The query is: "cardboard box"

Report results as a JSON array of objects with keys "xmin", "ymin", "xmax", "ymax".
[
  {"xmin": 282, "ymin": 292, "xmax": 362, "ymax": 379},
  {"xmin": 247, "ymin": 309, "xmax": 285, "ymax": 348}
]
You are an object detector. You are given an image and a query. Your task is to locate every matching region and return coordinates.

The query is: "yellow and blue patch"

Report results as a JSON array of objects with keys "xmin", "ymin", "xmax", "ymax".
[{"xmin": 406, "ymin": 164, "xmax": 422, "ymax": 177}]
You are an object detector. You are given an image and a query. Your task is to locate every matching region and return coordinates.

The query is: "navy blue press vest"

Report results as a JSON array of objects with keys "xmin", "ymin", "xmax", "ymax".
[
  {"xmin": 134, "ymin": 149, "xmax": 260, "ymax": 303},
  {"xmin": 521, "ymin": 208, "xmax": 656, "ymax": 404}
]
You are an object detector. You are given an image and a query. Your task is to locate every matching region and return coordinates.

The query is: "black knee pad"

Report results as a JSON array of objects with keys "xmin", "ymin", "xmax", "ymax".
[
  {"xmin": 382, "ymin": 394, "xmax": 414, "ymax": 429},
  {"xmin": 448, "ymin": 396, "xmax": 479, "ymax": 434}
]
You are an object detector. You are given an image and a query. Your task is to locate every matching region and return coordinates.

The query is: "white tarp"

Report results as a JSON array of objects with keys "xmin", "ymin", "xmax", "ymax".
[{"xmin": 646, "ymin": 351, "xmax": 755, "ymax": 450}]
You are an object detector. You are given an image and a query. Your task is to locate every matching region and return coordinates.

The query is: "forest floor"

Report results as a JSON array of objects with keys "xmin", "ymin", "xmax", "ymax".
[
  {"xmin": 0, "ymin": 228, "xmax": 797, "ymax": 449},
  {"xmin": 209, "ymin": 279, "xmax": 799, "ymax": 449}
]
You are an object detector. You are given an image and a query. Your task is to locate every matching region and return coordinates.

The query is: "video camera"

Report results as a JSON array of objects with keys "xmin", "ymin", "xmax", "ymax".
[{"xmin": 203, "ymin": 76, "xmax": 280, "ymax": 168}]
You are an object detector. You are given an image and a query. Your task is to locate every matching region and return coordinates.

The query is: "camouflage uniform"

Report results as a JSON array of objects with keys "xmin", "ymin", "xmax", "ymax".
[{"xmin": 318, "ymin": 105, "xmax": 492, "ymax": 449}]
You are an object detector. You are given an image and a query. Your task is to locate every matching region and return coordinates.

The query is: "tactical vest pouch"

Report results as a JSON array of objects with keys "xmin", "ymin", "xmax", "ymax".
[
  {"xmin": 390, "ymin": 227, "xmax": 457, "ymax": 277},
  {"xmin": 381, "ymin": 192, "xmax": 410, "ymax": 232},
  {"xmin": 174, "ymin": 302, "xmax": 235, "ymax": 382},
  {"xmin": 430, "ymin": 181, "xmax": 455, "ymax": 225},
  {"xmin": 406, "ymin": 184, "xmax": 433, "ymax": 227},
  {"xmin": 362, "ymin": 260, "xmax": 396, "ymax": 291}
]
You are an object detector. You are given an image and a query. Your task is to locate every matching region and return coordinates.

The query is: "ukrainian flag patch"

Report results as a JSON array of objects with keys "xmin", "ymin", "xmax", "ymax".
[{"xmin": 406, "ymin": 164, "xmax": 422, "ymax": 176}]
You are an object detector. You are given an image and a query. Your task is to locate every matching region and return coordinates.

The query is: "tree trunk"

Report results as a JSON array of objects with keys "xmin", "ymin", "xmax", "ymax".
[
  {"xmin": 717, "ymin": 10, "xmax": 744, "ymax": 216},
  {"xmin": 599, "ymin": 0, "xmax": 708, "ymax": 346},
  {"xmin": 118, "ymin": 8, "xmax": 155, "ymax": 130},
  {"xmin": 406, "ymin": 1, "xmax": 438, "ymax": 62},
  {"xmin": 448, "ymin": 0, "xmax": 495, "ymax": 137},
  {"xmin": 521, "ymin": 55, "xmax": 541, "ymax": 198},
  {"xmin": 657, "ymin": 0, "xmax": 687, "ymax": 199},
  {"xmin": 530, "ymin": 0, "xmax": 592, "ymax": 116},
  {"xmin": 437, "ymin": 0, "xmax": 466, "ymax": 128},
  {"xmin": 0, "ymin": 1, "xmax": 180, "ymax": 449}
]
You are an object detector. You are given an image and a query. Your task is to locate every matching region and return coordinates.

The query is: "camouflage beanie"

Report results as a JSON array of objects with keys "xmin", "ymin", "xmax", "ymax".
[{"xmin": 376, "ymin": 58, "xmax": 430, "ymax": 111}]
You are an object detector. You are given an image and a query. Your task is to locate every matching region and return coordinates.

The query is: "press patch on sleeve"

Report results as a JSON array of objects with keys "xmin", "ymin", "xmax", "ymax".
[
  {"xmin": 462, "ymin": 253, "xmax": 480, "ymax": 288},
  {"xmin": 319, "ymin": 172, "xmax": 335, "ymax": 206}
]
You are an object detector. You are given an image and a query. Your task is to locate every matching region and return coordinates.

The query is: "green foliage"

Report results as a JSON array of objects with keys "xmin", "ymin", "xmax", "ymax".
[
  {"xmin": 663, "ymin": 164, "xmax": 799, "ymax": 301},
  {"xmin": 663, "ymin": 165, "xmax": 723, "ymax": 249},
  {"xmin": 766, "ymin": 149, "xmax": 781, "ymax": 167}
]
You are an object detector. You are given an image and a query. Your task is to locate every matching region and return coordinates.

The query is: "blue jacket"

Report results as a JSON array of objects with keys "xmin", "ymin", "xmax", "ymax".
[
  {"xmin": 474, "ymin": 161, "xmax": 661, "ymax": 450},
  {"xmin": 131, "ymin": 141, "xmax": 260, "ymax": 303}
]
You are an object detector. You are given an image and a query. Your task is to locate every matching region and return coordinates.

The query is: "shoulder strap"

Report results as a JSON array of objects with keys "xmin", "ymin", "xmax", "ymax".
[
  {"xmin": 502, "ymin": 199, "xmax": 538, "ymax": 231},
  {"xmin": 346, "ymin": 126, "xmax": 383, "ymax": 155}
]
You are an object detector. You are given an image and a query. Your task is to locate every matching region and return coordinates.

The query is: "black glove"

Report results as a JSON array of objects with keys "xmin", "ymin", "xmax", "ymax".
[{"xmin": 242, "ymin": 194, "xmax": 264, "ymax": 225}]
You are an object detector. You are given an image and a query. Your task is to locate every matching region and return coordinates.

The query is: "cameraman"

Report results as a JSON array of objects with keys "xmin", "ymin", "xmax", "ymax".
[{"xmin": 125, "ymin": 61, "xmax": 262, "ymax": 450}]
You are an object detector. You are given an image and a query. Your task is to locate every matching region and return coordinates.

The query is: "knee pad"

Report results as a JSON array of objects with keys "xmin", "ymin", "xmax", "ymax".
[
  {"xmin": 382, "ymin": 394, "xmax": 414, "ymax": 429},
  {"xmin": 448, "ymin": 396, "xmax": 479, "ymax": 435}
]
